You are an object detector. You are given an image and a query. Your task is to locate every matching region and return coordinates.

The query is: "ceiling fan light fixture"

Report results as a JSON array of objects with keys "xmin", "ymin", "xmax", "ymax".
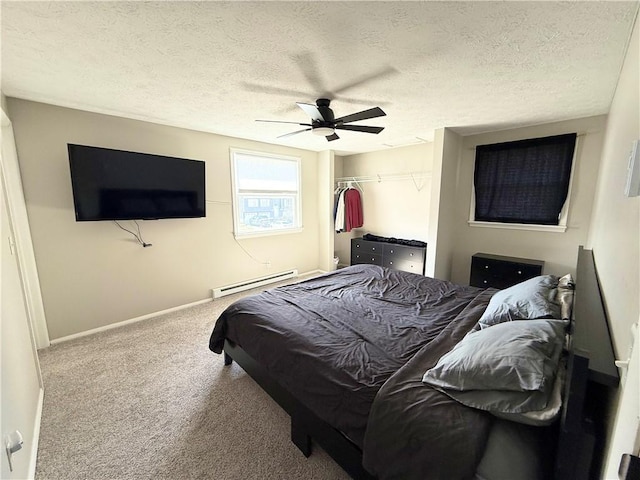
[{"xmin": 313, "ymin": 126, "xmax": 335, "ymax": 136}]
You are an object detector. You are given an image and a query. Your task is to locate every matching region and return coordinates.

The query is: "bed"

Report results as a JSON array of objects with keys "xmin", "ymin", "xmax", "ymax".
[{"xmin": 208, "ymin": 247, "xmax": 616, "ymax": 479}]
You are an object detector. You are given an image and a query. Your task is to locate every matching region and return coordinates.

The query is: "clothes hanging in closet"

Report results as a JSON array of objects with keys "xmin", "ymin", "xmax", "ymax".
[{"xmin": 334, "ymin": 186, "xmax": 363, "ymax": 233}]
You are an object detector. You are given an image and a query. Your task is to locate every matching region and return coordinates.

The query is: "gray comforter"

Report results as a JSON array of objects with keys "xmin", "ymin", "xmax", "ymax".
[{"xmin": 209, "ymin": 265, "xmax": 495, "ymax": 478}]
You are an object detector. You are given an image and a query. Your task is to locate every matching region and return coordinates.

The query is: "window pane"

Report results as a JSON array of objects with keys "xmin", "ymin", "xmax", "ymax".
[
  {"xmin": 234, "ymin": 153, "xmax": 299, "ymax": 192},
  {"xmin": 231, "ymin": 150, "xmax": 301, "ymax": 236}
]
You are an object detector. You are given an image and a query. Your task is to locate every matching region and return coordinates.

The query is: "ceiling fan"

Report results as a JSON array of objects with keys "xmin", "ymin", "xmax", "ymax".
[{"xmin": 256, "ymin": 98, "xmax": 386, "ymax": 142}]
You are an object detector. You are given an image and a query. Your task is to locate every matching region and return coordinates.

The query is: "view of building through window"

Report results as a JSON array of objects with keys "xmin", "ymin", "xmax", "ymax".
[{"xmin": 231, "ymin": 149, "xmax": 301, "ymax": 236}]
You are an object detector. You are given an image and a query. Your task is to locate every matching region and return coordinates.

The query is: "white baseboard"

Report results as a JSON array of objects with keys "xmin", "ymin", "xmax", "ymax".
[
  {"xmin": 49, "ymin": 298, "xmax": 212, "ymax": 345},
  {"xmin": 212, "ymin": 269, "xmax": 298, "ymax": 299},
  {"xmin": 299, "ymin": 269, "xmax": 328, "ymax": 276},
  {"xmin": 48, "ymin": 270, "xmax": 329, "ymax": 346}
]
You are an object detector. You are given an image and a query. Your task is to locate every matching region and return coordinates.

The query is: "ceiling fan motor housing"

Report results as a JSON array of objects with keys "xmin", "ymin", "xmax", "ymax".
[{"xmin": 316, "ymin": 98, "xmax": 335, "ymax": 122}]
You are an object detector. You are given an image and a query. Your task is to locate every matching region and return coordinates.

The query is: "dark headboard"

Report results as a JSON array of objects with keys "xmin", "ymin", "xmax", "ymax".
[
  {"xmin": 555, "ymin": 246, "xmax": 620, "ymax": 479},
  {"xmin": 572, "ymin": 246, "xmax": 619, "ymax": 387}
]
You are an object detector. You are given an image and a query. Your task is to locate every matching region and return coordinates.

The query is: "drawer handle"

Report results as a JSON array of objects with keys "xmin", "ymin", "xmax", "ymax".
[
  {"xmin": 410, "ymin": 253, "xmax": 414, "ymax": 257},
  {"xmin": 372, "ymin": 247, "xmax": 376, "ymax": 251},
  {"xmin": 356, "ymin": 243, "xmax": 360, "ymax": 248},
  {"xmin": 389, "ymin": 261, "xmax": 393, "ymax": 265},
  {"xmin": 517, "ymin": 270, "xmax": 522, "ymax": 275},
  {"xmin": 390, "ymin": 249, "xmax": 394, "ymax": 253},
  {"xmin": 356, "ymin": 255, "xmax": 360, "ymax": 258},
  {"xmin": 485, "ymin": 265, "xmax": 489, "ymax": 269},
  {"xmin": 371, "ymin": 257, "xmax": 376, "ymax": 261},
  {"xmin": 483, "ymin": 280, "xmax": 488, "ymax": 284}
]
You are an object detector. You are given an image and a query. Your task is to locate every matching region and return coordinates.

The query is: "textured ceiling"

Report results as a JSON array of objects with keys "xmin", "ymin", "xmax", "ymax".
[{"xmin": 1, "ymin": 1, "xmax": 638, "ymax": 155}]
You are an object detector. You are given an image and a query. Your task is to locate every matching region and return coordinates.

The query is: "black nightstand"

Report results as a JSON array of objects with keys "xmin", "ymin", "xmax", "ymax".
[{"xmin": 470, "ymin": 253, "xmax": 544, "ymax": 289}]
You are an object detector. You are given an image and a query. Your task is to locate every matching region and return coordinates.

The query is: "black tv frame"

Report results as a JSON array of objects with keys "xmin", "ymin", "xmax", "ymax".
[{"xmin": 68, "ymin": 144, "xmax": 206, "ymax": 221}]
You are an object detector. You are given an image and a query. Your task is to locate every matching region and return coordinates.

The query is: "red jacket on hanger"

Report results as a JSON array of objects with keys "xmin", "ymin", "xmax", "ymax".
[{"xmin": 344, "ymin": 188, "xmax": 363, "ymax": 232}]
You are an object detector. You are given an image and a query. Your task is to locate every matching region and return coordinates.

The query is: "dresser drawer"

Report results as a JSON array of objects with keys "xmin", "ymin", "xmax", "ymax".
[
  {"xmin": 383, "ymin": 244, "xmax": 424, "ymax": 263},
  {"xmin": 384, "ymin": 258, "xmax": 424, "ymax": 273},
  {"xmin": 383, "ymin": 244, "xmax": 425, "ymax": 274},
  {"xmin": 351, "ymin": 239, "xmax": 383, "ymax": 255},
  {"xmin": 351, "ymin": 252, "xmax": 383, "ymax": 266}
]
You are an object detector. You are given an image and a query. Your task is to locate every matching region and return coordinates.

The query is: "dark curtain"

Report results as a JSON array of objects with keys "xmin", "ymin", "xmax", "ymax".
[{"xmin": 474, "ymin": 133, "xmax": 577, "ymax": 225}]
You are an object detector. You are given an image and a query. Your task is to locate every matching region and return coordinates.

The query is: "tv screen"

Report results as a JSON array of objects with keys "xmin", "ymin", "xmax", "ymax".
[{"xmin": 68, "ymin": 144, "xmax": 206, "ymax": 221}]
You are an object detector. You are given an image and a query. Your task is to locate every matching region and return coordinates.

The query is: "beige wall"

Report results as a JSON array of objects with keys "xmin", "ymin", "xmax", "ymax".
[
  {"xmin": 7, "ymin": 99, "xmax": 321, "ymax": 340},
  {"xmin": 335, "ymin": 143, "xmax": 433, "ymax": 265},
  {"xmin": 428, "ymin": 128, "xmax": 462, "ymax": 279},
  {"xmin": 449, "ymin": 115, "xmax": 607, "ymax": 285},
  {"xmin": 587, "ymin": 18, "xmax": 639, "ymax": 360},
  {"xmin": 587, "ymin": 16, "xmax": 639, "ymax": 478},
  {"xmin": 317, "ymin": 150, "xmax": 335, "ymax": 271}
]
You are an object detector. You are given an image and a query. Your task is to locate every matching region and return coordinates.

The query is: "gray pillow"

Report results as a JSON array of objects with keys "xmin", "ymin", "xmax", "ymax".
[
  {"xmin": 491, "ymin": 357, "xmax": 565, "ymax": 425},
  {"xmin": 477, "ymin": 275, "xmax": 561, "ymax": 329},
  {"xmin": 423, "ymin": 319, "xmax": 567, "ymax": 393}
]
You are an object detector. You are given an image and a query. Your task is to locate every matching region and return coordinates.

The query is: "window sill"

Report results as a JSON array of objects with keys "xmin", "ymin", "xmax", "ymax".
[
  {"xmin": 468, "ymin": 221, "xmax": 567, "ymax": 233},
  {"xmin": 234, "ymin": 227, "xmax": 304, "ymax": 240}
]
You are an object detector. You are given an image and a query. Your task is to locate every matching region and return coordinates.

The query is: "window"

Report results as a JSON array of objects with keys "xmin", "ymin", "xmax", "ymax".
[
  {"xmin": 231, "ymin": 149, "xmax": 301, "ymax": 237},
  {"xmin": 471, "ymin": 133, "xmax": 577, "ymax": 231}
]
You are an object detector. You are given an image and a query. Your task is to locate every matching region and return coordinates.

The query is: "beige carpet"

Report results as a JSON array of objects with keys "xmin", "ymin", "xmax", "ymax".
[{"xmin": 35, "ymin": 279, "xmax": 350, "ymax": 480}]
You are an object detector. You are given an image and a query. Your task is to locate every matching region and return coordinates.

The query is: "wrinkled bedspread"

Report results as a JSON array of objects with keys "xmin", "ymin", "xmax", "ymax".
[
  {"xmin": 363, "ymin": 286, "xmax": 495, "ymax": 479},
  {"xmin": 209, "ymin": 264, "xmax": 495, "ymax": 476}
]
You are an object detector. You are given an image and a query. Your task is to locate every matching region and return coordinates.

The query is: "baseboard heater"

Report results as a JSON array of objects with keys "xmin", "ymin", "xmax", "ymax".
[{"xmin": 212, "ymin": 269, "xmax": 299, "ymax": 299}]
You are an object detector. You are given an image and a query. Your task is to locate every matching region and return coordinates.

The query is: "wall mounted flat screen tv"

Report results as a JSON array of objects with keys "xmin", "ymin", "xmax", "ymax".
[{"xmin": 68, "ymin": 144, "xmax": 206, "ymax": 221}]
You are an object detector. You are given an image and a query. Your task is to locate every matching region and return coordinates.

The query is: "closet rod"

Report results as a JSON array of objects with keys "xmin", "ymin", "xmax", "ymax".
[{"xmin": 335, "ymin": 172, "xmax": 431, "ymax": 184}]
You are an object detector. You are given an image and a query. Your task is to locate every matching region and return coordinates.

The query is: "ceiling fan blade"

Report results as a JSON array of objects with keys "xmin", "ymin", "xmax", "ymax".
[
  {"xmin": 241, "ymin": 82, "xmax": 311, "ymax": 98},
  {"xmin": 334, "ymin": 107, "xmax": 386, "ymax": 124},
  {"xmin": 326, "ymin": 133, "xmax": 340, "ymax": 142},
  {"xmin": 335, "ymin": 125, "xmax": 384, "ymax": 134},
  {"xmin": 256, "ymin": 120, "xmax": 312, "ymax": 126},
  {"xmin": 333, "ymin": 95, "xmax": 392, "ymax": 107},
  {"xmin": 297, "ymin": 102, "xmax": 325, "ymax": 121},
  {"xmin": 291, "ymin": 51, "xmax": 327, "ymax": 95},
  {"xmin": 331, "ymin": 66, "xmax": 399, "ymax": 95},
  {"xmin": 277, "ymin": 128, "xmax": 312, "ymax": 139}
]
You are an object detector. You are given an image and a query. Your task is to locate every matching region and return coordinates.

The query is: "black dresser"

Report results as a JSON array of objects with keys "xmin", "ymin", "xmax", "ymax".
[
  {"xmin": 351, "ymin": 237, "xmax": 426, "ymax": 275},
  {"xmin": 470, "ymin": 252, "xmax": 544, "ymax": 289}
]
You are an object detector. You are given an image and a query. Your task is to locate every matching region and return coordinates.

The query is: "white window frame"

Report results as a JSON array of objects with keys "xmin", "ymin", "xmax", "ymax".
[
  {"xmin": 230, "ymin": 148, "xmax": 302, "ymax": 239},
  {"xmin": 468, "ymin": 135, "xmax": 580, "ymax": 233}
]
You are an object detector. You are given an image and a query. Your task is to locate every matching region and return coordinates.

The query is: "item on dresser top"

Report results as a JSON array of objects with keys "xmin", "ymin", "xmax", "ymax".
[{"xmin": 362, "ymin": 233, "xmax": 427, "ymax": 248}]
